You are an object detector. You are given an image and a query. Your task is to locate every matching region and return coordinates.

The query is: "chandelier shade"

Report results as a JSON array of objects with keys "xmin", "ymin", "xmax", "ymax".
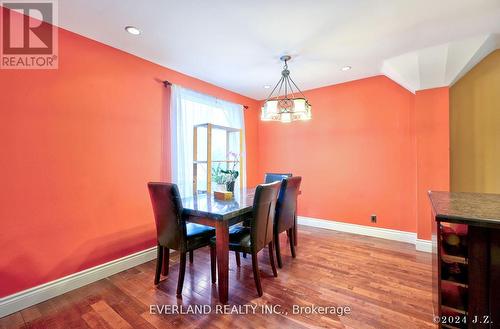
[{"xmin": 261, "ymin": 55, "xmax": 312, "ymax": 123}]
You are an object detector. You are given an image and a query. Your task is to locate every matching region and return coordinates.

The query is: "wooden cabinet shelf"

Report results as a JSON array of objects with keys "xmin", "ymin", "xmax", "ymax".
[
  {"xmin": 442, "ymin": 305, "xmax": 467, "ymax": 315},
  {"xmin": 430, "ymin": 191, "xmax": 500, "ymax": 328},
  {"xmin": 442, "ymin": 279, "xmax": 468, "ymax": 288},
  {"xmin": 192, "ymin": 123, "xmax": 243, "ymax": 194},
  {"xmin": 441, "ymin": 281, "xmax": 468, "ymax": 314},
  {"xmin": 442, "ymin": 254, "xmax": 468, "ymax": 265}
]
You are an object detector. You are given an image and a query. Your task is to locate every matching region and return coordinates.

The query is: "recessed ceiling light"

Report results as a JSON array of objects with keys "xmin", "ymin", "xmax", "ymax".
[
  {"xmin": 341, "ymin": 66, "xmax": 352, "ymax": 71},
  {"xmin": 263, "ymin": 85, "xmax": 271, "ymax": 89},
  {"xmin": 125, "ymin": 26, "xmax": 141, "ymax": 35}
]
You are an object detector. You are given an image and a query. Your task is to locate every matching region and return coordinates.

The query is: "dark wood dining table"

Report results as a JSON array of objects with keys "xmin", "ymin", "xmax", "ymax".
[
  {"xmin": 181, "ymin": 188, "xmax": 256, "ymax": 304},
  {"xmin": 181, "ymin": 187, "xmax": 299, "ymax": 303}
]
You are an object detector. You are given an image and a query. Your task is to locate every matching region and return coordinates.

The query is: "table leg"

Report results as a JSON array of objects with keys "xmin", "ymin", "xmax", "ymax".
[{"xmin": 215, "ymin": 221, "xmax": 229, "ymax": 303}]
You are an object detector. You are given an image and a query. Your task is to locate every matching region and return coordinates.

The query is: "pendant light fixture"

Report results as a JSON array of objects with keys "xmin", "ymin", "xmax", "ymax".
[{"xmin": 261, "ymin": 55, "xmax": 312, "ymax": 122}]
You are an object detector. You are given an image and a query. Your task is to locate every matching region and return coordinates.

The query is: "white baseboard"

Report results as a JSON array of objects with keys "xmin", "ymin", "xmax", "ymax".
[
  {"xmin": 415, "ymin": 239, "xmax": 433, "ymax": 252},
  {"xmin": 0, "ymin": 246, "xmax": 159, "ymax": 318},
  {"xmin": 297, "ymin": 216, "xmax": 431, "ymax": 253}
]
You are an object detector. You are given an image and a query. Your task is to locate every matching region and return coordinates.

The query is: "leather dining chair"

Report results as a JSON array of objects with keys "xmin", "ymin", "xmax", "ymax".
[
  {"xmin": 264, "ymin": 172, "xmax": 292, "ymax": 184},
  {"xmin": 241, "ymin": 173, "xmax": 291, "ymax": 233},
  {"xmin": 274, "ymin": 176, "xmax": 302, "ymax": 268},
  {"xmin": 263, "ymin": 172, "xmax": 299, "ymax": 249},
  {"xmin": 240, "ymin": 172, "xmax": 293, "ymax": 260},
  {"xmin": 210, "ymin": 181, "xmax": 281, "ymax": 297},
  {"xmin": 148, "ymin": 182, "xmax": 215, "ymax": 297}
]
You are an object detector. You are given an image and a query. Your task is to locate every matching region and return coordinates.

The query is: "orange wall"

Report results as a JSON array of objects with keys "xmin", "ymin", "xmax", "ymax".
[
  {"xmin": 257, "ymin": 79, "xmax": 450, "ymax": 238},
  {"xmin": 257, "ymin": 76, "xmax": 418, "ymax": 233},
  {"xmin": 415, "ymin": 88, "xmax": 450, "ymax": 239},
  {"xmin": 0, "ymin": 7, "xmax": 451, "ymax": 298},
  {"xmin": 0, "ymin": 9, "xmax": 259, "ymax": 297}
]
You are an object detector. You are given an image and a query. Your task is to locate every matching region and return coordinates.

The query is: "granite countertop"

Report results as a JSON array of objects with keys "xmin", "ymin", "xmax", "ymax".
[
  {"xmin": 428, "ymin": 191, "xmax": 500, "ymax": 227},
  {"xmin": 181, "ymin": 188, "xmax": 255, "ymax": 220}
]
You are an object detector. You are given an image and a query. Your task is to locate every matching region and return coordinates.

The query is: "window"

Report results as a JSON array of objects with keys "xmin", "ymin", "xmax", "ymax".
[{"xmin": 170, "ymin": 85, "xmax": 246, "ymax": 197}]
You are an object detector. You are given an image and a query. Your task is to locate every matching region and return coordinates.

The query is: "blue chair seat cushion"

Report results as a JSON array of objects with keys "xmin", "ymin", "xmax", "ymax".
[
  {"xmin": 186, "ymin": 223, "xmax": 215, "ymax": 251},
  {"xmin": 186, "ymin": 223, "xmax": 214, "ymax": 237},
  {"xmin": 210, "ymin": 225, "xmax": 252, "ymax": 252}
]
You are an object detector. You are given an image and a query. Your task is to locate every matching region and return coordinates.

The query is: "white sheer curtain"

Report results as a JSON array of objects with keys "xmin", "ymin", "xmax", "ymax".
[{"xmin": 170, "ymin": 85, "xmax": 246, "ymax": 197}]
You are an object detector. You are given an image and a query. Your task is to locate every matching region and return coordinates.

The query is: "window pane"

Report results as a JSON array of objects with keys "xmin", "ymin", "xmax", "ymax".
[{"xmin": 211, "ymin": 128, "xmax": 227, "ymax": 161}]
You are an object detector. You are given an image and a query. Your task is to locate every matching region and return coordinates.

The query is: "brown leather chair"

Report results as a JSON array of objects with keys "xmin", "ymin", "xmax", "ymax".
[
  {"xmin": 274, "ymin": 176, "xmax": 302, "ymax": 268},
  {"xmin": 148, "ymin": 182, "xmax": 215, "ymax": 297},
  {"xmin": 241, "ymin": 172, "xmax": 292, "ymax": 241},
  {"xmin": 210, "ymin": 181, "xmax": 280, "ymax": 297},
  {"xmin": 241, "ymin": 172, "xmax": 294, "ymax": 259}
]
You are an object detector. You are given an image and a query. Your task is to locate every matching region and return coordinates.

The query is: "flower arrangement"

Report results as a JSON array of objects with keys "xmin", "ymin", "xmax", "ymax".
[{"xmin": 211, "ymin": 152, "xmax": 240, "ymax": 192}]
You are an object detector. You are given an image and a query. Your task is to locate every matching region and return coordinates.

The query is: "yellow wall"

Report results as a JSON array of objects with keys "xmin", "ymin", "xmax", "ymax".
[{"xmin": 450, "ymin": 50, "xmax": 500, "ymax": 193}]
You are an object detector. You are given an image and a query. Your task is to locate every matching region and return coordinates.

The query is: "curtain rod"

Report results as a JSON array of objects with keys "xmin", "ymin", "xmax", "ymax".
[{"xmin": 162, "ymin": 80, "xmax": 248, "ymax": 109}]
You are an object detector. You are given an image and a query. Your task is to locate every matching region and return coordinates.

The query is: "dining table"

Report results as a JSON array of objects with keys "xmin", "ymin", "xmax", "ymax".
[
  {"xmin": 181, "ymin": 187, "xmax": 299, "ymax": 303},
  {"xmin": 181, "ymin": 188, "xmax": 255, "ymax": 304}
]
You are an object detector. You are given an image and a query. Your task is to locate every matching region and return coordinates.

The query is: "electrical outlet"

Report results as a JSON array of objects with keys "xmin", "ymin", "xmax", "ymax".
[{"xmin": 371, "ymin": 214, "xmax": 377, "ymax": 223}]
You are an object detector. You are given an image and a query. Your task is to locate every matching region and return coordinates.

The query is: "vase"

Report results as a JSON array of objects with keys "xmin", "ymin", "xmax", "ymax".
[{"xmin": 226, "ymin": 181, "xmax": 235, "ymax": 192}]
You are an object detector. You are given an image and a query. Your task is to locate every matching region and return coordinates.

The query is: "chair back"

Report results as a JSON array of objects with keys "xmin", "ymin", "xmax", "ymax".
[
  {"xmin": 251, "ymin": 181, "xmax": 281, "ymax": 252},
  {"xmin": 264, "ymin": 172, "xmax": 292, "ymax": 184},
  {"xmin": 275, "ymin": 176, "xmax": 302, "ymax": 233},
  {"xmin": 147, "ymin": 182, "xmax": 185, "ymax": 250}
]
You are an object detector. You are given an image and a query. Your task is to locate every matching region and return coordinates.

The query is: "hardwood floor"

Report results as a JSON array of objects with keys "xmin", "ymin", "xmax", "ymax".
[{"xmin": 0, "ymin": 226, "xmax": 435, "ymax": 329}]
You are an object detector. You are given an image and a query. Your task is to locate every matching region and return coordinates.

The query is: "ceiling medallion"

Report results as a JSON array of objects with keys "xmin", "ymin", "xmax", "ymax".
[{"xmin": 261, "ymin": 55, "xmax": 312, "ymax": 123}]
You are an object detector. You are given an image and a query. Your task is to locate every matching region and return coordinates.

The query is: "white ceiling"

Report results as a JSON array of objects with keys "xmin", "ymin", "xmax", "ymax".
[
  {"xmin": 55, "ymin": 0, "xmax": 500, "ymax": 99},
  {"xmin": 381, "ymin": 34, "xmax": 500, "ymax": 92}
]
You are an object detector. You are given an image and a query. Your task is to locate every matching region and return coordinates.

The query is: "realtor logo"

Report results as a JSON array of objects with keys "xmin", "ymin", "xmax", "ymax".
[{"xmin": 1, "ymin": 0, "xmax": 58, "ymax": 69}]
